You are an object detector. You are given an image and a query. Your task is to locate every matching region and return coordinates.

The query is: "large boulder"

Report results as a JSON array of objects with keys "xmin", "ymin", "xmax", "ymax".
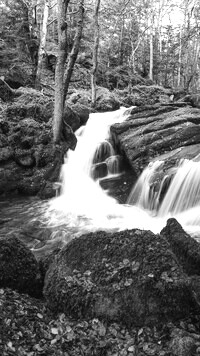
[
  {"xmin": 0, "ymin": 236, "xmax": 42, "ymax": 297},
  {"xmin": 95, "ymin": 87, "xmax": 120, "ymax": 111},
  {"xmin": 44, "ymin": 229, "xmax": 198, "ymax": 326},
  {"xmin": 111, "ymin": 105, "xmax": 200, "ymax": 175}
]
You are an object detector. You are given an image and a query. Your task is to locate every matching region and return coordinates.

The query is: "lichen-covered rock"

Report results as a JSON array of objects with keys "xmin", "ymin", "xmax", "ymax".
[
  {"xmin": 0, "ymin": 236, "xmax": 42, "ymax": 297},
  {"xmin": 6, "ymin": 87, "xmax": 54, "ymax": 122},
  {"xmin": 44, "ymin": 229, "xmax": 198, "ymax": 326}
]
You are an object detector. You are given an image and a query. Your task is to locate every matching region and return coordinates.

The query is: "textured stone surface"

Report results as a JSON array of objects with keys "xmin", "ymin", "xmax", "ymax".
[
  {"xmin": 0, "ymin": 89, "xmax": 70, "ymax": 197},
  {"xmin": 0, "ymin": 236, "xmax": 42, "ymax": 297},
  {"xmin": 111, "ymin": 105, "xmax": 200, "ymax": 175},
  {"xmin": 160, "ymin": 218, "xmax": 200, "ymax": 275},
  {"xmin": 44, "ymin": 229, "xmax": 198, "ymax": 326}
]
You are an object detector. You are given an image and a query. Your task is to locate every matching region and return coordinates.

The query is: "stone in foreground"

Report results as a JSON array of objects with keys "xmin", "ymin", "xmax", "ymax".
[
  {"xmin": 44, "ymin": 229, "xmax": 198, "ymax": 326},
  {"xmin": 0, "ymin": 236, "xmax": 42, "ymax": 297}
]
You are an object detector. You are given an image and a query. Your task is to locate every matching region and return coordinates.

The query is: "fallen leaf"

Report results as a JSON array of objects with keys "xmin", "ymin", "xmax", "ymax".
[{"xmin": 51, "ymin": 327, "xmax": 59, "ymax": 335}]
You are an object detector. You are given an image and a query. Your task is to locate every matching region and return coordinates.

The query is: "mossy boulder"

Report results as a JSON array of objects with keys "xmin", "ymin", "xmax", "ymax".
[
  {"xmin": 6, "ymin": 87, "xmax": 53, "ymax": 122},
  {"xmin": 95, "ymin": 87, "xmax": 120, "ymax": 111},
  {"xmin": 44, "ymin": 229, "xmax": 198, "ymax": 326},
  {"xmin": 0, "ymin": 236, "xmax": 42, "ymax": 297}
]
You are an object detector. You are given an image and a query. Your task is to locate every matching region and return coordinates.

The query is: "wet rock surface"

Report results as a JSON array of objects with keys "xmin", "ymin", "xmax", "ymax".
[{"xmin": 111, "ymin": 104, "xmax": 200, "ymax": 176}]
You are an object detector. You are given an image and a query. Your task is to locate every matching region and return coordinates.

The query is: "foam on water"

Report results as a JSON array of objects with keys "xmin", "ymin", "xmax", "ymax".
[{"xmin": 47, "ymin": 107, "xmax": 200, "ymax": 238}]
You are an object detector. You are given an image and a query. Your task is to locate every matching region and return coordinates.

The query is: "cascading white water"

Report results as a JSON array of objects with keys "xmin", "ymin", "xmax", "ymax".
[
  {"xmin": 127, "ymin": 160, "xmax": 165, "ymax": 211},
  {"xmin": 47, "ymin": 107, "xmax": 200, "ymax": 238},
  {"xmin": 127, "ymin": 158, "xmax": 200, "ymax": 235},
  {"xmin": 47, "ymin": 107, "xmax": 164, "ymax": 235},
  {"xmin": 159, "ymin": 159, "xmax": 200, "ymax": 215}
]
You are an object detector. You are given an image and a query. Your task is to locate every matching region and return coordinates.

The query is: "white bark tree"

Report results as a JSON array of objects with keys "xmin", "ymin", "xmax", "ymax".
[
  {"xmin": 35, "ymin": 0, "xmax": 49, "ymax": 89},
  {"xmin": 91, "ymin": 0, "xmax": 101, "ymax": 108}
]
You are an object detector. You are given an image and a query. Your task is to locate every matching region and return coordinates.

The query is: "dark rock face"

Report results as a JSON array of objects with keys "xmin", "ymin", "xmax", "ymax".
[
  {"xmin": 63, "ymin": 105, "xmax": 80, "ymax": 132},
  {"xmin": 111, "ymin": 104, "xmax": 200, "ymax": 176},
  {"xmin": 0, "ymin": 236, "xmax": 42, "ymax": 297},
  {"xmin": 0, "ymin": 88, "xmax": 71, "ymax": 197},
  {"xmin": 44, "ymin": 229, "xmax": 198, "ymax": 326},
  {"xmin": 71, "ymin": 102, "xmax": 90, "ymax": 125},
  {"xmin": 160, "ymin": 218, "xmax": 200, "ymax": 276}
]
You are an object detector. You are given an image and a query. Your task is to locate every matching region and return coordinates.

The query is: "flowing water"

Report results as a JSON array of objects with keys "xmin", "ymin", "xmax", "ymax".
[
  {"xmin": 2, "ymin": 107, "xmax": 200, "ymax": 254},
  {"xmin": 45, "ymin": 107, "xmax": 200, "ymax": 241}
]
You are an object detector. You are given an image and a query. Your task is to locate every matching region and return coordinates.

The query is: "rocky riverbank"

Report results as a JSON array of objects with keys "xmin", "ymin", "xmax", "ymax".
[
  {"xmin": 1, "ymin": 216, "xmax": 200, "ymax": 355},
  {"xmin": 0, "ymin": 78, "xmax": 184, "ymax": 200}
]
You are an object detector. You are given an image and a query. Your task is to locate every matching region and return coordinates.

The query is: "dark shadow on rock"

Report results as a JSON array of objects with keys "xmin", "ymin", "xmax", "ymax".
[
  {"xmin": 160, "ymin": 218, "xmax": 200, "ymax": 276},
  {"xmin": 0, "ymin": 236, "xmax": 43, "ymax": 298}
]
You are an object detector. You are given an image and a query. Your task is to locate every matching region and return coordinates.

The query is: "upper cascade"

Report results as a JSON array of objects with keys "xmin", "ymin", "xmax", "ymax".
[{"xmin": 47, "ymin": 107, "xmax": 200, "ymax": 238}]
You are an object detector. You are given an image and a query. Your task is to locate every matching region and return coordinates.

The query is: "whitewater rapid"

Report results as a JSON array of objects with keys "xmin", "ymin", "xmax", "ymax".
[{"xmin": 47, "ymin": 107, "xmax": 200, "ymax": 238}]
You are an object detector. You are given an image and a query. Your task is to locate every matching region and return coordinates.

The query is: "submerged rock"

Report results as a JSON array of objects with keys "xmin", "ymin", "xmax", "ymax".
[
  {"xmin": 44, "ymin": 229, "xmax": 198, "ymax": 326},
  {"xmin": 0, "ymin": 236, "xmax": 42, "ymax": 297}
]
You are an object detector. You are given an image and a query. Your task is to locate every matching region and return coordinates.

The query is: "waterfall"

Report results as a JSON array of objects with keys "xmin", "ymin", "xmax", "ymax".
[
  {"xmin": 47, "ymin": 107, "xmax": 200, "ymax": 238},
  {"xmin": 127, "ymin": 158, "xmax": 200, "ymax": 235}
]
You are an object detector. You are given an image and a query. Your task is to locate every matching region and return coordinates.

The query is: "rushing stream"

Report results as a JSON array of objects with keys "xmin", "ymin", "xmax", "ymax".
[
  {"xmin": 46, "ymin": 107, "xmax": 200, "ymax": 240},
  {"xmin": 2, "ymin": 107, "xmax": 200, "ymax": 253}
]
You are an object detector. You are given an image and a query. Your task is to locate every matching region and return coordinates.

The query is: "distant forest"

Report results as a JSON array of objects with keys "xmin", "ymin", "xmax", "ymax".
[{"xmin": 1, "ymin": 0, "xmax": 200, "ymax": 92}]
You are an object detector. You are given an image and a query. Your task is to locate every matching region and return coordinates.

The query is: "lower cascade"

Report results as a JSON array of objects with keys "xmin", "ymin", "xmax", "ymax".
[{"xmin": 47, "ymin": 108, "xmax": 200, "ymax": 237}]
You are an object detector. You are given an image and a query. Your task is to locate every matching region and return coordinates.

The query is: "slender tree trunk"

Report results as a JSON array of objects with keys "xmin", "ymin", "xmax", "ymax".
[
  {"xmin": 91, "ymin": 0, "xmax": 101, "ymax": 108},
  {"xmin": 177, "ymin": 26, "xmax": 182, "ymax": 87},
  {"xmin": 149, "ymin": 0, "xmax": 154, "ymax": 81},
  {"xmin": 63, "ymin": 0, "xmax": 84, "ymax": 104},
  {"xmin": 118, "ymin": 15, "xmax": 124, "ymax": 66},
  {"xmin": 53, "ymin": 0, "xmax": 70, "ymax": 144},
  {"xmin": 149, "ymin": 22, "xmax": 153, "ymax": 80},
  {"xmin": 35, "ymin": 0, "xmax": 49, "ymax": 89}
]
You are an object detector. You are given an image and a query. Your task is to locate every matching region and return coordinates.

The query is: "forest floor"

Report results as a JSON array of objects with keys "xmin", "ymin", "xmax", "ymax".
[{"xmin": 1, "ymin": 288, "xmax": 200, "ymax": 356}]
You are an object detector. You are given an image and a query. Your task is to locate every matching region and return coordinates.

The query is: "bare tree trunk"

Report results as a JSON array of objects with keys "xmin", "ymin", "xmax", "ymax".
[
  {"xmin": 91, "ymin": 0, "xmax": 101, "ymax": 108},
  {"xmin": 63, "ymin": 0, "xmax": 84, "ymax": 104},
  {"xmin": 53, "ymin": 0, "xmax": 84, "ymax": 145},
  {"xmin": 177, "ymin": 26, "xmax": 182, "ymax": 87},
  {"xmin": 118, "ymin": 15, "xmax": 124, "ymax": 66},
  {"xmin": 149, "ymin": 0, "xmax": 154, "ymax": 81},
  {"xmin": 53, "ymin": 0, "xmax": 70, "ymax": 144},
  {"xmin": 149, "ymin": 20, "xmax": 154, "ymax": 80},
  {"xmin": 35, "ymin": 0, "xmax": 49, "ymax": 89}
]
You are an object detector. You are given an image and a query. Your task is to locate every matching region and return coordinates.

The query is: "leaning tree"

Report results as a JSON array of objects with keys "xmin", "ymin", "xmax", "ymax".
[{"xmin": 53, "ymin": 0, "xmax": 85, "ymax": 145}]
